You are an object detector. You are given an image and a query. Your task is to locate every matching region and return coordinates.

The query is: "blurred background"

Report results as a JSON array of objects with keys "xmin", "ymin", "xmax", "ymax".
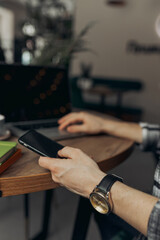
[
  {"xmin": 0, "ymin": 0, "xmax": 160, "ymax": 123},
  {"xmin": 0, "ymin": 1, "xmax": 160, "ymax": 239}
]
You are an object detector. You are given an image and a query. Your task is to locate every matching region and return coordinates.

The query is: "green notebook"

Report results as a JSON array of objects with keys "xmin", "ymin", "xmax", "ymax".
[{"xmin": 0, "ymin": 141, "xmax": 17, "ymax": 165}]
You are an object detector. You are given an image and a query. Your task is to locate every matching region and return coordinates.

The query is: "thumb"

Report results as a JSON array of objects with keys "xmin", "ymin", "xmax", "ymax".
[
  {"xmin": 39, "ymin": 156, "xmax": 68, "ymax": 172},
  {"xmin": 39, "ymin": 156, "xmax": 54, "ymax": 171}
]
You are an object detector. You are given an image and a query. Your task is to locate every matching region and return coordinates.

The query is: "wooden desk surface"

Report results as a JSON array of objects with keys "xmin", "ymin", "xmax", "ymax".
[{"xmin": 0, "ymin": 134, "xmax": 134, "ymax": 197}]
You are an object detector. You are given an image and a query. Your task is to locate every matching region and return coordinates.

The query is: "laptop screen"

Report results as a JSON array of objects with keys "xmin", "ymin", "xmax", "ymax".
[{"xmin": 0, "ymin": 64, "xmax": 71, "ymax": 123}]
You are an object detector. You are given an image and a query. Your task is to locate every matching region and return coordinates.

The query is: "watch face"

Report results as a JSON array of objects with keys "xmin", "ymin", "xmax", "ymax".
[{"xmin": 90, "ymin": 193, "xmax": 110, "ymax": 214}]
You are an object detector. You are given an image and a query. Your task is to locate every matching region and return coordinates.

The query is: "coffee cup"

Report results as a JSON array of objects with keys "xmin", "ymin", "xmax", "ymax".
[{"xmin": 0, "ymin": 114, "xmax": 6, "ymax": 136}]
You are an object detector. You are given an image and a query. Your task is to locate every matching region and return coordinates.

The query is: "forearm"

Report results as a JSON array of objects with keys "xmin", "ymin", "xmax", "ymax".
[
  {"xmin": 39, "ymin": 145, "xmax": 159, "ymax": 237},
  {"xmin": 111, "ymin": 181, "xmax": 158, "ymax": 236},
  {"xmin": 102, "ymin": 119, "xmax": 142, "ymax": 143}
]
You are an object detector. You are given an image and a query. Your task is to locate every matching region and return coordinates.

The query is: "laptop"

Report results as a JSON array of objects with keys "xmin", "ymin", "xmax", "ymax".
[{"xmin": 0, "ymin": 63, "xmax": 83, "ymax": 140}]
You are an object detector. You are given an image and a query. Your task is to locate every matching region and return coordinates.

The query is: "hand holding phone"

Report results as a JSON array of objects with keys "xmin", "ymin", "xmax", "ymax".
[{"xmin": 18, "ymin": 129, "xmax": 64, "ymax": 158}]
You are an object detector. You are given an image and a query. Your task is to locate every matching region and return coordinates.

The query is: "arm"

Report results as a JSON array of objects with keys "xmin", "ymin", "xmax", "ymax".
[
  {"xmin": 111, "ymin": 181, "xmax": 158, "ymax": 236},
  {"xmin": 38, "ymin": 147, "xmax": 159, "ymax": 237},
  {"xmin": 58, "ymin": 112, "xmax": 142, "ymax": 143},
  {"xmin": 101, "ymin": 119, "xmax": 142, "ymax": 143}
]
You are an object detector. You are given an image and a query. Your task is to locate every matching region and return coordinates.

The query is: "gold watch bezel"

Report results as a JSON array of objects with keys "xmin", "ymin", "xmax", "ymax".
[{"xmin": 89, "ymin": 187, "xmax": 113, "ymax": 214}]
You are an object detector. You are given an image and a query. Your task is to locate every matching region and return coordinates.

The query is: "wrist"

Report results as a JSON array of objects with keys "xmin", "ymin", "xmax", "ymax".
[
  {"xmin": 102, "ymin": 120, "xmax": 142, "ymax": 143},
  {"xmin": 101, "ymin": 119, "xmax": 119, "ymax": 135},
  {"xmin": 110, "ymin": 180, "xmax": 124, "ymax": 214},
  {"xmin": 87, "ymin": 171, "xmax": 106, "ymax": 198},
  {"xmin": 89, "ymin": 173, "xmax": 123, "ymax": 214}
]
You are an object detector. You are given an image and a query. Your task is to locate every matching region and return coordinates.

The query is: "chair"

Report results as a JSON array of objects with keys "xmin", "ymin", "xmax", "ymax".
[{"xmin": 70, "ymin": 76, "xmax": 143, "ymax": 122}]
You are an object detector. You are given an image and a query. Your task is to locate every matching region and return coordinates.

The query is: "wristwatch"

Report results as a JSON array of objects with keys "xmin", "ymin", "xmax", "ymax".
[{"xmin": 89, "ymin": 174, "xmax": 123, "ymax": 214}]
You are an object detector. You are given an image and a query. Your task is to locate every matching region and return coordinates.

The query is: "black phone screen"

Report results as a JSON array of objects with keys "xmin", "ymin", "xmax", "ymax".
[{"xmin": 18, "ymin": 129, "xmax": 64, "ymax": 157}]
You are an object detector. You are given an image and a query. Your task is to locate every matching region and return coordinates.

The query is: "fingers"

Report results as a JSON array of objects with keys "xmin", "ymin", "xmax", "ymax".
[
  {"xmin": 39, "ymin": 157, "xmax": 55, "ymax": 171},
  {"xmin": 39, "ymin": 156, "xmax": 68, "ymax": 172},
  {"xmin": 39, "ymin": 147, "xmax": 82, "ymax": 171},
  {"xmin": 58, "ymin": 118, "xmax": 82, "ymax": 131},
  {"xmin": 58, "ymin": 112, "xmax": 81, "ymax": 124},
  {"xmin": 58, "ymin": 112, "xmax": 75, "ymax": 124},
  {"xmin": 58, "ymin": 112, "xmax": 86, "ymax": 127},
  {"xmin": 58, "ymin": 146, "xmax": 81, "ymax": 159}
]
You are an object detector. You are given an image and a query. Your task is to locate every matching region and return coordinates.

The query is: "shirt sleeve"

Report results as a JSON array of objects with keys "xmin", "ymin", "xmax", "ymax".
[
  {"xmin": 147, "ymin": 200, "xmax": 160, "ymax": 240},
  {"xmin": 139, "ymin": 122, "xmax": 160, "ymax": 152}
]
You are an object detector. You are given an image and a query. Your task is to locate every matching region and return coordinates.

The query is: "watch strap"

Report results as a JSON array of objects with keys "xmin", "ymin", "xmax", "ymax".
[{"xmin": 97, "ymin": 174, "xmax": 123, "ymax": 193}]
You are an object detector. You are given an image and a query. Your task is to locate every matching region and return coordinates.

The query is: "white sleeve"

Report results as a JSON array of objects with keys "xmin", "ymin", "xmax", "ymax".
[{"xmin": 139, "ymin": 122, "xmax": 160, "ymax": 152}]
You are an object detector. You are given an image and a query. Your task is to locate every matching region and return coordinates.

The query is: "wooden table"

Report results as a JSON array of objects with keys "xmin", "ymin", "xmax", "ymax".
[
  {"xmin": 0, "ymin": 131, "xmax": 134, "ymax": 240},
  {"xmin": 0, "ymin": 134, "xmax": 134, "ymax": 197}
]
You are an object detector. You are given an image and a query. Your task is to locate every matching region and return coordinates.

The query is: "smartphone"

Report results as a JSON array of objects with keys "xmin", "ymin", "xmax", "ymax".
[{"xmin": 18, "ymin": 129, "xmax": 64, "ymax": 157}]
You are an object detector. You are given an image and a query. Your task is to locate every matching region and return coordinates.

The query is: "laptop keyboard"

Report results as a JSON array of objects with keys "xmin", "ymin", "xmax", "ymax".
[{"xmin": 14, "ymin": 121, "xmax": 59, "ymax": 131}]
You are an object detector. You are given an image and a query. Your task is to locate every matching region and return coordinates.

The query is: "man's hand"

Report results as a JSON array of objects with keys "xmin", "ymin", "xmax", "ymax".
[
  {"xmin": 58, "ymin": 111, "xmax": 142, "ymax": 143},
  {"xmin": 38, "ymin": 146, "xmax": 105, "ymax": 198},
  {"xmin": 58, "ymin": 112, "xmax": 106, "ymax": 134},
  {"xmin": 39, "ymin": 147, "xmax": 159, "ymax": 237}
]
